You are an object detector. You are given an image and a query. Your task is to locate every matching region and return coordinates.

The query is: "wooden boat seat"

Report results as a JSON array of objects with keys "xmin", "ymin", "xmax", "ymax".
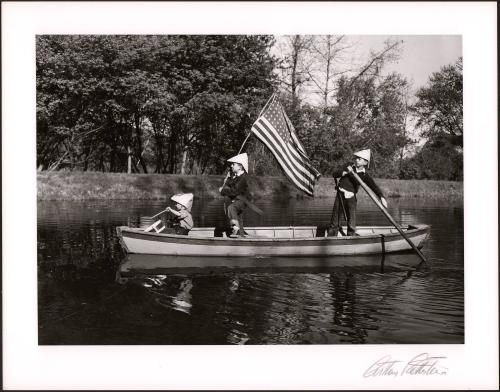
[{"xmin": 144, "ymin": 219, "xmax": 165, "ymax": 233}]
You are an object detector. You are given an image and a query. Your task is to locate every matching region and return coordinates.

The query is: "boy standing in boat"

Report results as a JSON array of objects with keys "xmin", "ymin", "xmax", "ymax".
[
  {"xmin": 330, "ymin": 149, "xmax": 388, "ymax": 236},
  {"xmin": 165, "ymin": 193, "xmax": 194, "ymax": 235},
  {"xmin": 219, "ymin": 153, "xmax": 251, "ymax": 238}
]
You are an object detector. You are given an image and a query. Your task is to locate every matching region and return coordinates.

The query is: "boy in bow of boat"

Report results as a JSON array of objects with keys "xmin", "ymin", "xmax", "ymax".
[
  {"xmin": 330, "ymin": 149, "xmax": 388, "ymax": 236},
  {"xmin": 164, "ymin": 193, "xmax": 194, "ymax": 235},
  {"xmin": 218, "ymin": 153, "xmax": 251, "ymax": 238}
]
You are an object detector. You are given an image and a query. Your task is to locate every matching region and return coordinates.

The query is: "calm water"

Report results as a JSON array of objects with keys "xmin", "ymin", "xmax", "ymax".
[{"xmin": 37, "ymin": 197, "xmax": 464, "ymax": 344}]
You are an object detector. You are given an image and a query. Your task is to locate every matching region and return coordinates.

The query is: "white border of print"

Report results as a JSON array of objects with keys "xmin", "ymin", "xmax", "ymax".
[{"xmin": 2, "ymin": 2, "xmax": 498, "ymax": 390}]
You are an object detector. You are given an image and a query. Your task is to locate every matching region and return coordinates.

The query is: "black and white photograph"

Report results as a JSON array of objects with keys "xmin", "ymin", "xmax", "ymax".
[
  {"xmin": 2, "ymin": 2, "xmax": 498, "ymax": 390},
  {"xmin": 35, "ymin": 32, "xmax": 464, "ymax": 345}
]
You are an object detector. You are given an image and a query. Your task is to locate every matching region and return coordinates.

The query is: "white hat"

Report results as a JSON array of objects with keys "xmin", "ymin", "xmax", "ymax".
[
  {"xmin": 354, "ymin": 149, "xmax": 371, "ymax": 162},
  {"xmin": 171, "ymin": 193, "xmax": 193, "ymax": 211},
  {"xmin": 227, "ymin": 152, "xmax": 248, "ymax": 173}
]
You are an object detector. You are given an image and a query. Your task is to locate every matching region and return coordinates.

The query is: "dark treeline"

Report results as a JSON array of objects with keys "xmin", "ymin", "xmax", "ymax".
[{"xmin": 36, "ymin": 35, "xmax": 463, "ymax": 180}]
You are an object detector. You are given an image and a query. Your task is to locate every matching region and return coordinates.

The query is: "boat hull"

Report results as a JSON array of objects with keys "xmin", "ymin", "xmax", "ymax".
[{"xmin": 116, "ymin": 225, "xmax": 430, "ymax": 257}]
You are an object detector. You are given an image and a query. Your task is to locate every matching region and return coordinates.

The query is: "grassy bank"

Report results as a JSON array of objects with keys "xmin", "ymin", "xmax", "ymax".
[{"xmin": 37, "ymin": 171, "xmax": 463, "ymax": 201}]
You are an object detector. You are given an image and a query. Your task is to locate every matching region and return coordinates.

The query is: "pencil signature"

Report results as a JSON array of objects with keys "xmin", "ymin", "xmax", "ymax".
[{"xmin": 363, "ymin": 353, "xmax": 448, "ymax": 377}]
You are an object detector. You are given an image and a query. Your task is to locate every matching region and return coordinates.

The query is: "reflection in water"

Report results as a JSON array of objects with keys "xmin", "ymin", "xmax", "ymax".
[
  {"xmin": 37, "ymin": 198, "xmax": 464, "ymax": 344},
  {"xmin": 111, "ymin": 250, "xmax": 453, "ymax": 345},
  {"xmin": 157, "ymin": 278, "xmax": 193, "ymax": 314}
]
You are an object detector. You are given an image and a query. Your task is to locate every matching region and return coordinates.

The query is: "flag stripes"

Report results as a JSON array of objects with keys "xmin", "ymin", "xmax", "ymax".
[
  {"xmin": 252, "ymin": 121, "xmax": 315, "ymax": 195},
  {"xmin": 254, "ymin": 119, "xmax": 315, "ymax": 186},
  {"xmin": 283, "ymin": 109, "xmax": 308, "ymax": 158},
  {"xmin": 259, "ymin": 117, "xmax": 317, "ymax": 183},
  {"xmin": 250, "ymin": 96, "xmax": 321, "ymax": 196}
]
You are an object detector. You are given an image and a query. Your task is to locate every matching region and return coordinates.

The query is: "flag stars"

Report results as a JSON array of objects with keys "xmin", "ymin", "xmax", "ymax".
[{"xmin": 251, "ymin": 96, "xmax": 320, "ymax": 196}]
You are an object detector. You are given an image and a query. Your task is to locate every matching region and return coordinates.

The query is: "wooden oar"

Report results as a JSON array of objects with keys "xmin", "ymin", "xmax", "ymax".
[
  {"xmin": 347, "ymin": 167, "xmax": 428, "ymax": 263},
  {"xmin": 147, "ymin": 208, "xmax": 169, "ymax": 220},
  {"xmin": 236, "ymin": 195, "xmax": 263, "ymax": 216}
]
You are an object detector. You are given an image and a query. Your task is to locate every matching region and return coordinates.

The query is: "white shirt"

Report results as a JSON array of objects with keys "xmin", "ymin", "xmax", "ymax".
[{"xmin": 339, "ymin": 166, "xmax": 365, "ymax": 198}]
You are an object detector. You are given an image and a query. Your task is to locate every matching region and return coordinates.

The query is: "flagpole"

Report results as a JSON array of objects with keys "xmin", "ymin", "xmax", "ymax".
[
  {"xmin": 237, "ymin": 132, "xmax": 252, "ymax": 154},
  {"xmin": 258, "ymin": 92, "xmax": 276, "ymax": 117}
]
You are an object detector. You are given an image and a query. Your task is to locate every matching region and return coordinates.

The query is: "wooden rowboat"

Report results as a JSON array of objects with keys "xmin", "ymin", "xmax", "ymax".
[{"xmin": 116, "ymin": 224, "xmax": 430, "ymax": 257}]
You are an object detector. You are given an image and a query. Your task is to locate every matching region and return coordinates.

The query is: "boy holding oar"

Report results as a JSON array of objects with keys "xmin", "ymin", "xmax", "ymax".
[
  {"xmin": 164, "ymin": 193, "xmax": 194, "ymax": 235},
  {"xmin": 330, "ymin": 149, "xmax": 388, "ymax": 236}
]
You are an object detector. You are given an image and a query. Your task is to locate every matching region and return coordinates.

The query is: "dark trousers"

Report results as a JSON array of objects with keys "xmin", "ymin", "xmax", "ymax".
[
  {"xmin": 330, "ymin": 193, "xmax": 357, "ymax": 235},
  {"xmin": 227, "ymin": 199, "xmax": 246, "ymax": 234},
  {"xmin": 160, "ymin": 217, "xmax": 190, "ymax": 235},
  {"xmin": 162, "ymin": 226, "xmax": 190, "ymax": 235}
]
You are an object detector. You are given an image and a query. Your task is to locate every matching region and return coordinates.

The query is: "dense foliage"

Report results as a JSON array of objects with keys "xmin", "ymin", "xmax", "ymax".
[
  {"xmin": 36, "ymin": 35, "xmax": 462, "ymax": 181},
  {"xmin": 37, "ymin": 35, "xmax": 276, "ymax": 173},
  {"xmin": 402, "ymin": 58, "xmax": 463, "ymax": 180},
  {"xmin": 298, "ymin": 73, "xmax": 412, "ymax": 178}
]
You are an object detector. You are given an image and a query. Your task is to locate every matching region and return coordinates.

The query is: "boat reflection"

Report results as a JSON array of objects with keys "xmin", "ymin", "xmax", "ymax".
[
  {"xmin": 153, "ymin": 278, "xmax": 194, "ymax": 314},
  {"xmin": 114, "ymin": 252, "xmax": 430, "ymax": 344},
  {"xmin": 116, "ymin": 252, "xmax": 423, "ymax": 279}
]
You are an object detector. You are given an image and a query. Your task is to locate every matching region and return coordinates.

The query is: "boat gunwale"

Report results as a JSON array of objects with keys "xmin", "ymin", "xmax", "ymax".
[{"xmin": 117, "ymin": 224, "xmax": 430, "ymax": 243}]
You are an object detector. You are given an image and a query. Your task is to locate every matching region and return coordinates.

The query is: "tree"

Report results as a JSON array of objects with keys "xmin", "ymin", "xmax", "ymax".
[
  {"xmin": 412, "ymin": 57, "xmax": 463, "ymax": 148},
  {"xmin": 325, "ymin": 72, "xmax": 411, "ymax": 177},
  {"xmin": 308, "ymin": 35, "xmax": 353, "ymax": 110},
  {"xmin": 347, "ymin": 39, "xmax": 402, "ymax": 88},
  {"xmin": 400, "ymin": 135, "xmax": 463, "ymax": 180},
  {"xmin": 275, "ymin": 35, "xmax": 315, "ymax": 110},
  {"xmin": 37, "ymin": 35, "xmax": 462, "ymax": 181},
  {"xmin": 269, "ymin": 38, "xmax": 406, "ymax": 177},
  {"xmin": 36, "ymin": 35, "xmax": 277, "ymax": 174},
  {"xmin": 403, "ymin": 57, "xmax": 463, "ymax": 181}
]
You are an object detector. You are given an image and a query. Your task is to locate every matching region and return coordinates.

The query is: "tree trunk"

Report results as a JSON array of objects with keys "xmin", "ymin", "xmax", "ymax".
[
  {"xmin": 110, "ymin": 143, "xmax": 116, "ymax": 172},
  {"xmin": 139, "ymin": 154, "xmax": 148, "ymax": 173},
  {"xmin": 291, "ymin": 36, "xmax": 299, "ymax": 110},
  {"xmin": 323, "ymin": 42, "xmax": 331, "ymax": 111},
  {"xmin": 134, "ymin": 112, "xmax": 148, "ymax": 173},
  {"xmin": 127, "ymin": 146, "xmax": 132, "ymax": 174},
  {"xmin": 399, "ymin": 101, "xmax": 408, "ymax": 177},
  {"xmin": 168, "ymin": 127, "xmax": 177, "ymax": 173},
  {"xmin": 180, "ymin": 148, "xmax": 188, "ymax": 175},
  {"xmin": 152, "ymin": 124, "xmax": 165, "ymax": 174}
]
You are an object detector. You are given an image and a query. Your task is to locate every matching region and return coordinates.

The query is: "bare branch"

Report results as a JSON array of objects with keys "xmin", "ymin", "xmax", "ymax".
[{"xmin": 348, "ymin": 40, "xmax": 402, "ymax": 89}]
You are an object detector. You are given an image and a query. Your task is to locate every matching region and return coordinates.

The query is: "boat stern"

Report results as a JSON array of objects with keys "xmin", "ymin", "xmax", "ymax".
[
  {"xmin": 406, "ymin": 224, "xmax": 431, "ymax": 249},
  {"xmin": 116, "ymin": 226, "xmax": 131, "ymax": 253}
]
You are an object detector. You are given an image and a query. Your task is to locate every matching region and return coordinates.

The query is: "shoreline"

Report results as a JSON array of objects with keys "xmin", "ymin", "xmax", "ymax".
[{"xmin": 37, "ymin": 171, "xmax": 463, "ymax": 201}]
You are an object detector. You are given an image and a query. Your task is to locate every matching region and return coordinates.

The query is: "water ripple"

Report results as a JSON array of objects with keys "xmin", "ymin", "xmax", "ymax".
[{"xmin": 38, "ymin": 198, "xmax": 463, "ymax": 344}]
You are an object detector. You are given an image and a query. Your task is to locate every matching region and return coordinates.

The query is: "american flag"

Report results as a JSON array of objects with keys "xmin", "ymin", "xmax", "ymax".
[{"xmin": 251, "ymin": 95, "xmax": 321, "ymax": 196}]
